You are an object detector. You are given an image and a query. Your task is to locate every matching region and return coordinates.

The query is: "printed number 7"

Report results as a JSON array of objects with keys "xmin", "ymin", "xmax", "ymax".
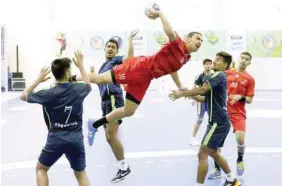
[{"xmin": 64, "ymin": 106, "xmax": 73, "ymax": 124}]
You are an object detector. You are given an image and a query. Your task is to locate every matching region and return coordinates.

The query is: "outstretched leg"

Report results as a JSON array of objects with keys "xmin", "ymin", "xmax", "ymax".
[{"xmin": 93, "ymin": 97, "xmax": 139, "ymax": 128}]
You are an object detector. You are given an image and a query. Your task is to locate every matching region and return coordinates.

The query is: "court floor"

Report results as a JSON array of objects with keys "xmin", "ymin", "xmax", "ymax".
[{"xmin": 1, "ymin": 90, "xmax": 282, "ymax": 186}]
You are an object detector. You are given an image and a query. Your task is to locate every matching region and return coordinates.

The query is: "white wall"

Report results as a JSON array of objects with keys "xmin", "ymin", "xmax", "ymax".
[{"xmin": 4, "ymin": 0, "xmax": 282, "ymax": 90}]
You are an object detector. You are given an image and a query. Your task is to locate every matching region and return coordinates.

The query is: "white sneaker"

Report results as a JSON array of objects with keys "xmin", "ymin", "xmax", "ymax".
[{"xmin": 189, "ymin": 138, "xmax": 200, "ymax": 146}]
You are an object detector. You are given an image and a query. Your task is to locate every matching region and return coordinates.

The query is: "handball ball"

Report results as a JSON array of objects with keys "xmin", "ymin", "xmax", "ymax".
[{"xmin": 145, "ymin": 3, "xmax": 160, "ymax": 16}]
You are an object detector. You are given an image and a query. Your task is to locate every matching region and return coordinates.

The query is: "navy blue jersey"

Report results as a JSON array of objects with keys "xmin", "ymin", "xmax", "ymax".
[
  {"xmin": 27, "ymin": 82, "xmax": 91, "ymax": 132},
  {"xmin": 205, "ymin": 71, "xmax": 230, "ymax": 125},
  {"xmin": 194, "ymin": 72, "xmax": 211, "ymax": 86},
  {"xmin": 195, "ymin": 72, "xmax": 211, "ymax": 96},
  {"xmin": 98, "ymin": 56, "xmax": 124, "ymax": 100}
]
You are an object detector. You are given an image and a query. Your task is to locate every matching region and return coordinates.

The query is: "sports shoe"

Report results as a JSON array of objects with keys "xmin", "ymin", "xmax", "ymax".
[
  {"xmin": 236, "ymin": 161, "xmax": 244, "ymax": 176},
  {"xmin": 110, "ymin": 167, "xmax": 132, "ymax": 183},
  {"xmin": 87, "ymin": 118, "xmax": 98, "ymax": 146},
  {"xmin": 222, "ymin": 178, "xmax": 241, "ymax": 186},
  {"xmin": 208, "ymin": 168, "xmax": 222, "ymax": 179}
]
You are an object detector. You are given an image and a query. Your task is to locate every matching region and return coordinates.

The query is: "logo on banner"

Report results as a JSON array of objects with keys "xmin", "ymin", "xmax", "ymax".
[
  {"xmin": 90, "ymin": 36, "xmax": 104, "ymax": 49},
  {"xmin": 154, "ymin": 31, "xmax": 167, "ymax": 46},
  {"xmin": 262, "ymin": 36, "xmax": 276, "ymax": 51},
  {"xmin": 111, "ymin": 36, "xmax": 123, "ymax": 48},
  {"xmin": 205, "ymin": 31, "xmax": 219, "ymax": 45}
]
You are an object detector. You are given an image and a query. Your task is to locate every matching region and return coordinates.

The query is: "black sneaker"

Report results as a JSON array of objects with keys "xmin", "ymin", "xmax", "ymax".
[
  {"xmin": 223, "ymin": 178, "xmax": 241, "ymax": 186},
  {"xmin": 110, "ymin": 167, "xmax": 132, "ymax": 183}
]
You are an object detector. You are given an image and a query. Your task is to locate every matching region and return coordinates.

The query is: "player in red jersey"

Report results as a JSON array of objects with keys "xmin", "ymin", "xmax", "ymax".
[
  {"xmin": 72, "ymin": 5, "xmax": 203, "ymax": 133},
  {"xmin": 208, "ymin": 52, "xmax": 255, "ymax": 179}
]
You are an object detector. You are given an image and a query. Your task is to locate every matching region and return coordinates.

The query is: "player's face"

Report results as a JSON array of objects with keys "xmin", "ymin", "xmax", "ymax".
[
  {"xmin": 238, "ymin": 54, "xmax": 251, "ymax": 69},
  {"xmin": 186, "ymin": 34, "xmax": 203, "ymax": 52},
  {"xmin": 204, "ymin": 62, "xmax": 213, "ymax": 71},
  {"xmin": 213, "ymin": 55, "xmax": 227, "ymax": 71},
  {"xmin": 105, "ymin": 42, "xmax": 118, "ymax": 59}
]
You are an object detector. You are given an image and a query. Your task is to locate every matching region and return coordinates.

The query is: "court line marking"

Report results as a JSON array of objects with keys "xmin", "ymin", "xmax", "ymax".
[{"xmin": 2, "ymin": 147, "xmax": 282, "ymax": 171}]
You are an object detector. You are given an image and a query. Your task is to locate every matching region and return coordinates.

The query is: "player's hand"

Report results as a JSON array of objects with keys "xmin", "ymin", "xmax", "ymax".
[
  {"xmin": 169, "ymin": 90, "xmax": 184, "ymax": 101},
  {"xmin": 36, "ymin": 66, "xmax": 51, "ymax": 83},
  {"xmin": 145, "ymin": 4, "xmax": 160, "ymax": 20},
  {"xmin": 129, "ymin": 29, "xmax": 139, "ymax": 38},
  {"xmin": 73, "ymin": 50, "xmax": 84, "ymax": 67},
  {"xmin": 229, "ymin": 94, "xmax": 243, "ymax": 105}
]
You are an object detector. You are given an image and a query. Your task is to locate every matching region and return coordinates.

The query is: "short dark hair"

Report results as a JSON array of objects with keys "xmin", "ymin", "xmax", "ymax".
[
  {"xmin": 203, "ymin": 58, "xmax": 212, "ymax": 65},
  {"xmin": 187, "ymin": 32, "xmax": 202, "ymax": 38},
  {"xmin": 216, "ymin": 51, "xmax": 233, "ymax": 70},
  {"xmin": 51, "ymin": 57, "xmax": 71, "ymax": 80},
  {"xmin": 105, "ymin": 38, "xmax": 119, "ymax": 50},
  {"xmin": 241, "ymin": 52, "xmax": 252, "ymax": 60}
]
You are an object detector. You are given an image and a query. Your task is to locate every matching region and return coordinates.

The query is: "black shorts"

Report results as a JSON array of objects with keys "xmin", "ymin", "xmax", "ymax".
[
  {"xmin": 38, "ymin": 132, "xmax": 86, "ymax": 171},
  {"xmin": 101, "ymin": 95, "xmax": 124, "ymax": 127},
  {"xmin": 201, "ymin": 122, "xmax": 231, "ymax": 150},
  {"xmin": 197, "ymin": 102, "xmax": 207, "ymax": 117}
]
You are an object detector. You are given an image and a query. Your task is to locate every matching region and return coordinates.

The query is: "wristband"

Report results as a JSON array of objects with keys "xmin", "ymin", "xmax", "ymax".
[{"xmin": 240, "ymin": 95, "xmax": 246, "ymax": 102}]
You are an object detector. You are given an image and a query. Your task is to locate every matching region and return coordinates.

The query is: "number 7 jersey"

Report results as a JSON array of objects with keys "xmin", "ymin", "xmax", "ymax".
[
  {"xmin": 27, "ymin": 82, "xmax": 92, "ymax": 132},
  {"xmin": 225, "ymin": 69, "xmax": 255, "ymax": 117}
]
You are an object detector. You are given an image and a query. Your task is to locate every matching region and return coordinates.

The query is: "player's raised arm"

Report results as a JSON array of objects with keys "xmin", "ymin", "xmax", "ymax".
[
  {"xmin": 145, "ymin": 4, "xmax": 176, "ymax": 41},
  {"xmin": 20, "ymin": 66, "xmax": 51, "ymax": 101},
  {"xmin": 72, "ymin": 50, "xmax": 90, "ymax": 84},
  {"xmin": 127, "ymin": 29, "xmax": 139, "ymax": 59}
]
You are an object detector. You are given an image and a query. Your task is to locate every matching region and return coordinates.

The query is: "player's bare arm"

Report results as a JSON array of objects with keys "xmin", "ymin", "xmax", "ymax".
[
  {"xmin": 72, "ymin": 50, "xmax": 91, "ymax": 85},
  {"xmin": 123, "ymin": 29, "xmax": 139, "ymax": 61},
  {"xmin": 169, "ymin": 82, "xmax": 210, "ymax": 101},
  {"xmin": 20, "ymin": 66, "xmax": 51, "ymax": 101},
  {"xmin": 145, "ymin": 4, "xmax": 176, "ymax": 41},
  {"xmin": 170, "ymin": 71, "xmax": 184, "ymax": 89},
  {"xmin": 229, "ymin": 94, "xmax": 253, "ymax": 105}
]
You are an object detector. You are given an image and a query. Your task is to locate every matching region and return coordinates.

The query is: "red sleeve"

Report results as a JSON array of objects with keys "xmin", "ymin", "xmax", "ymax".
[
  {"xmin": 246, "ymin": 77, "xmax": 255, "ymax": 96},
  {"xmin": 169, "ymin": 32, "xmax": 183, "ymax": 45}
]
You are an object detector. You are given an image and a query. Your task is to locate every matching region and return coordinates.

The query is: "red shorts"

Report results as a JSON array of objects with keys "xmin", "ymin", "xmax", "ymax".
[
  {"xmin": 112, "ymin": 56, "xmax": 152, "ymax": 103},
  {"xmin": 229, "ymin": 114, "xmax": 246, "ymax": 132}
]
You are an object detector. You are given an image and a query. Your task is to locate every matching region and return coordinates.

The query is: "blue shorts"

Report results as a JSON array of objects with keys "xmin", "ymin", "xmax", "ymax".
[
  {"xmin": 201, "ymin": 122, "xmax": 230, "ymax": 150},
  {"xmin": 38, "ymin": 131, "xmax": 86, "ymax": 171},
  {"xmin": 101, "ymin": 95, "xmax": 124, "ymax": 127},
  {"xmin": 197, "ymin": 102, "xmax": 207, "ymax": 117}
]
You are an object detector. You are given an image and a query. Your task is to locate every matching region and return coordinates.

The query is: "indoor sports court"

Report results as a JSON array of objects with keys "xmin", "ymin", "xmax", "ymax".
[{"xmin": 1, "ymin": 0, "xmax": 282, "ymax": 186}]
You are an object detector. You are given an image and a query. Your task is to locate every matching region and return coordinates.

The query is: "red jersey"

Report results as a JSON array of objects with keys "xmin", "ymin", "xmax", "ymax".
[
  {"xmin": 147, "ymin": 34, "xmax": 191, "ymax": 79},
  {"xmin": 226, "ymin": 69, "xmax": 255, "ymax": 117}
]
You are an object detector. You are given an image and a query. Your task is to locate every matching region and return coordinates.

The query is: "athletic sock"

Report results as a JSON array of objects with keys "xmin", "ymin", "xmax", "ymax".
[
  {"xmin": 195, "ymin": 183, "xmax": 204, "ymax": 186},
  {"xmin": 92, "ymin": 117, "xmax": 108, "ymax": 128},
  {"xmin": 118, "ymin": 160, "xmax": 128, "ymax": 171},
  {"xmin": 237, "ymin": 144, "xmax": 245, "ymax": 162},
  {"xmin": 226, "ymin": 172, "xmax": 235, "ymax": 182}
]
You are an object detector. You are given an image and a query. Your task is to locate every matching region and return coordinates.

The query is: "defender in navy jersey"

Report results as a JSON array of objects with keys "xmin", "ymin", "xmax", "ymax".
[
  {"xmin": 189, "ymin": 59, "xmax": 213, "ymax": 146},
  {"xmin": 85, "ymin": 30, "xmax": 138, "ymax": 183},
  {"xmin": 20, "ymin": 52, "xmax": 91, "ymax": 186},
  {"xmin": 169, "ymin": 52, "xmax": 241, "ymax": 186}
]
